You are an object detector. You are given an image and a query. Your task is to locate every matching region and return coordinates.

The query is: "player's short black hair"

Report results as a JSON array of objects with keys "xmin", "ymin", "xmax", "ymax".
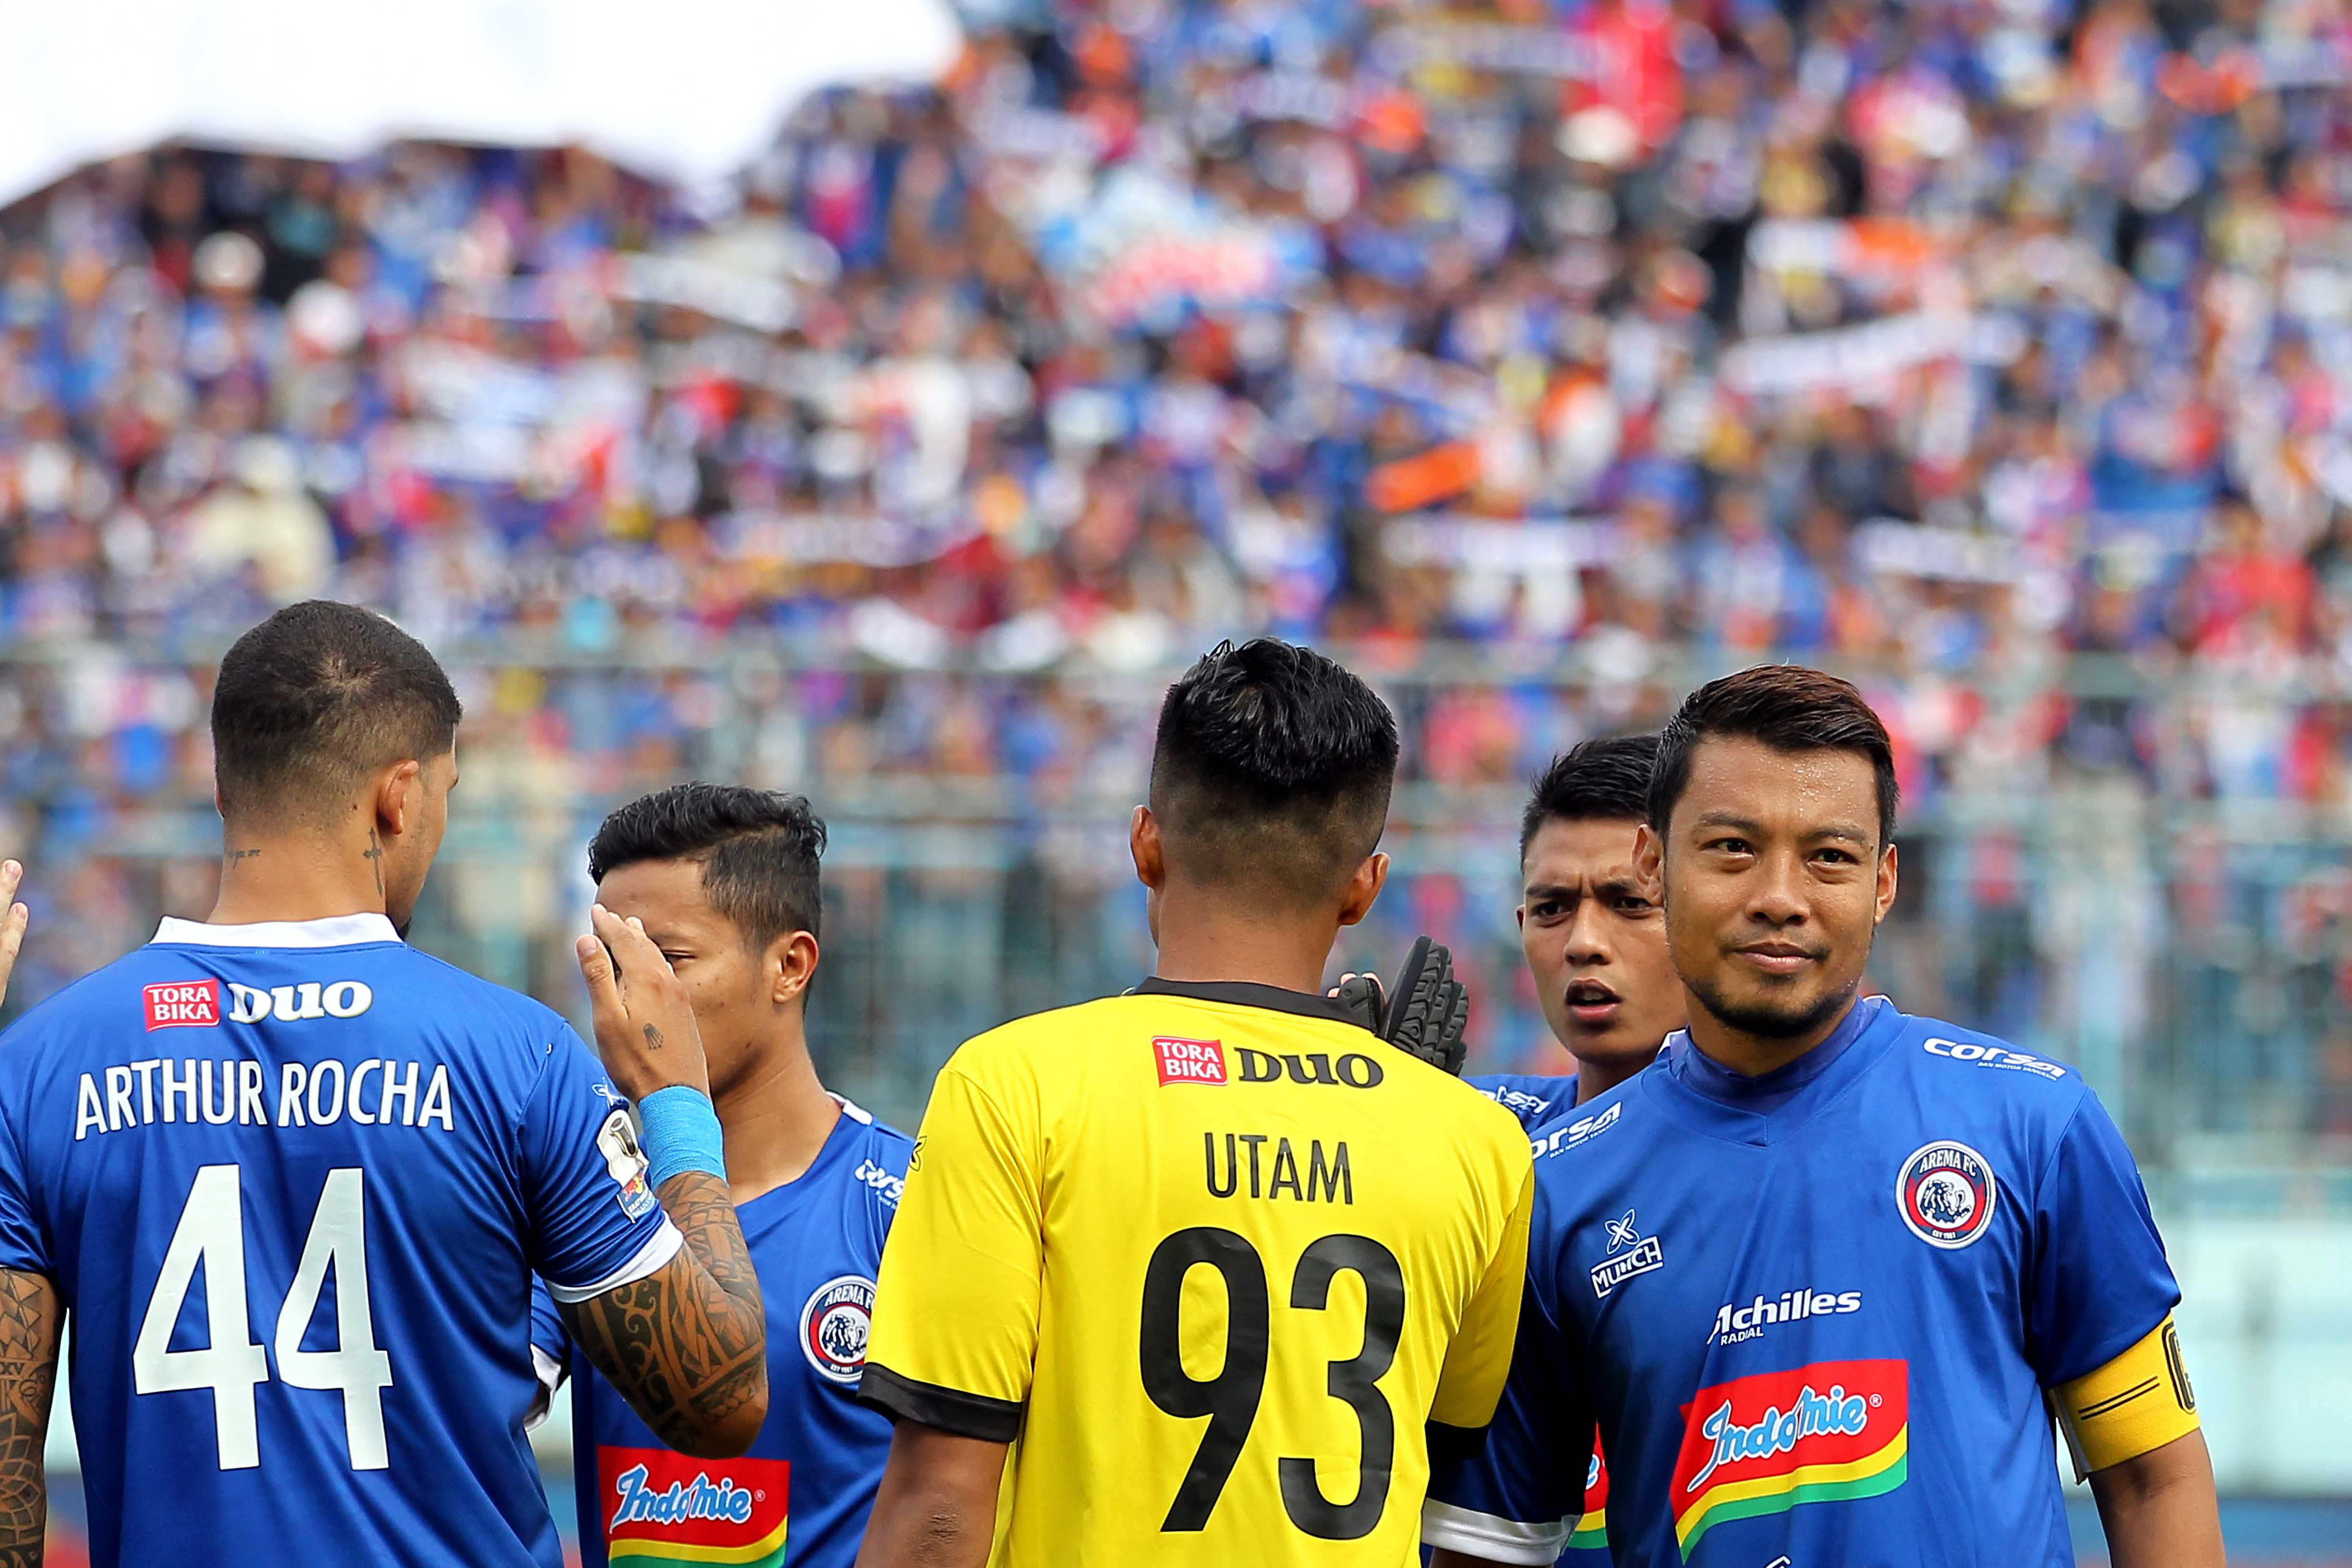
[
  {"xmin": 1520, "ymin": 734, "xmax": 1660, "ymax": 859},
  {"xmin": 212, "ymin": 600, "xmax": 463, "ymax": 827},
  {"xmin": 587, "ymin": 783, "xmax": 827, "ymax": 949},
  {"xmin": 1650, "ymin": 665, "xmax": 1898, "ymax": 849},
  {"xmin": 1150, "ymin": 638, "xmax": 1398, "ymax": 911}
]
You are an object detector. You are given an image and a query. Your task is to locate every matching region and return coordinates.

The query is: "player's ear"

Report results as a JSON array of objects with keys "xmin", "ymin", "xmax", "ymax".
[
  {"xmin": 1129, "ymin": 805, "xmax": 1165, "ymax": 892},
  {"xmin": 770, "ymin": 929, "xmax": 819, "ymax": 1006},
  {"xmin": 1336, "ymin": 851, "xmax": 1388, "ymax": 929},
  {"xmin": 374, "ymin": 759, "xmax": 423, "ymax": 838},
  {"xmin": 1633, "ymin": 822, "xmax": 1664, "ymax": 894},
  {"xmin": 1874, "ymin": 840, "xmax": 1899, "ymax": 925}
]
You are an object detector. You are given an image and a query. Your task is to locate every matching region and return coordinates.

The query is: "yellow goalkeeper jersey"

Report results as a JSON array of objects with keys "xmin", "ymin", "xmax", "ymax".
[{"xmin": 861, "ymin": 978, "xmax": 1534, "ymax": 1568}]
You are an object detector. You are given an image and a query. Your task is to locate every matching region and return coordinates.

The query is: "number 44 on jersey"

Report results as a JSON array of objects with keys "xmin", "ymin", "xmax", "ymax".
[{"xmin": 133, "ymin": 1163, "xmax": 394, "ymax": 1470}]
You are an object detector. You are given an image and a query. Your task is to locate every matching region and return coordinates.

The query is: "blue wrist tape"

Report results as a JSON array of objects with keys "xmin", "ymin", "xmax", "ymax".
[{"xmin": 636, "ymin": 1085, "xmax": 727, "ymax": 1190}]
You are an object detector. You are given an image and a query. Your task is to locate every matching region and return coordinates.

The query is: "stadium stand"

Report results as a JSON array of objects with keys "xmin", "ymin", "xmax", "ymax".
[
  {"xmin": 0, "ymin": 0, "xmax": 2350, "ymax": 1536},
  {"xmin": 0, "ymin": 5, "xmax": 2347, "ymax": 1162}
]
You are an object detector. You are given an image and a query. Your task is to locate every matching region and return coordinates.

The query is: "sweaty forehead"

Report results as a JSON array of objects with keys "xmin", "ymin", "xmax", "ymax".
[
  {"xmin": 1522, "ymin": 816, "xmax": 1646, "ymax": 894},
  {"xmin": 1675, "ymin": 736, "xmax": 1880, "ymax": 841}
]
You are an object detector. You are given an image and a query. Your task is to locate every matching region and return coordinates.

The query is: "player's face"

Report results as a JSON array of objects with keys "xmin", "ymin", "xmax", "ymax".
[
  {"xmin": 1650, "ymin": 736, "xmax": 1897, "ymax": 1042},
  {"xmin": 1517, "ymin": 816, "xmax": 1684, "ymax": 1070},
  {"xmin": 594, "ymin": 858, "xmax": 773, "ymax": 1099}
]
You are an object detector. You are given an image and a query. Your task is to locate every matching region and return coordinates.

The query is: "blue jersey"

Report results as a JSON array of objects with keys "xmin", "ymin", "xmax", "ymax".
[
  {"xmin": 533, "ymin": 1097, "xmax": 911, "ymax": 1568},
  {"xmin": 1465, "ymin": 1073, "xmax": 1608, "ymax": 1567},
  {"xmin": 1429, "ymin": 998, "xmax": 2179, "ymax": 1568},
  {"xmin": 1468, "ymin": 1072, "xmax": 1577, "ymax": 1135},
  {"xmin": 0, "ymin": 915, "xmax": 678, "ymax": 1568}
]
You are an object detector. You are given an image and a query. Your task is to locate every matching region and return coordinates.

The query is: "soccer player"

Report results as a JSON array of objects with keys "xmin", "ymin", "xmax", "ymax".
[
  {"xmin": 0, "ymin": 601, "xmax": 768, "ymax": 1568},
  {"xmin": 530, "ymin": 784, "xmax": 912, "ymax": 1568},
  {"xmin": 1458, "ymin": 734, "xmax": 1684, "ymax": 1565},
  {"xmin": 1470, "ymin": 734, "xmax": 1684, "ymax": 1133},
  {"xmin": 1425, "ymin": 665, "xmax": 2224, "ymax": 1568},
  {"xmin": 853, "ymin": 638, "xmax": 1536, "ymax": 1568}
]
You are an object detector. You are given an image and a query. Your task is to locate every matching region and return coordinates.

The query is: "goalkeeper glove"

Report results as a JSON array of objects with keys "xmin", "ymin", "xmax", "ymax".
[{"xmin": 1332, "ymin": 935, "xmax": 1470, "ymax": 1076}]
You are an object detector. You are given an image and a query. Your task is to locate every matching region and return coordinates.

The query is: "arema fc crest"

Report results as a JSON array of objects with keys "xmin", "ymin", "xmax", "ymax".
[
  {"xmin": 1896, "ymin": 1140, "xmax": 1997, "ymax": 1249},
  {"xmin": 799, "ymin": 1275, "xmax": 876, "ymax": 1384}
]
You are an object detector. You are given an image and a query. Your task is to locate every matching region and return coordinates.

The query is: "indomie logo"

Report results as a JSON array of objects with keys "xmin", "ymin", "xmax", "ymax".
[
  {"xmin": 1685, "ymin": 1384, "xmax": 1870, "ymax": 1494},
  {"xmin": 1670, "ymin": 1359, "xmax": 1909, "ymax": 1556},
  {"xmin": 611, "ymin": 1464, "xmax": 756, "ymax": 1528},
  {"xmin": 597, "ymin": 1446, "xmax": 790, "ymax": 1568},
  {"xmin": 1234, "ymin": 1048, "xmax": 1384, "ymax": 1089}
]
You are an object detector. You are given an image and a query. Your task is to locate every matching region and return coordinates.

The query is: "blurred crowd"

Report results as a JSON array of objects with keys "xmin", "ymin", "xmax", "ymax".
[{"xmin": 0, "ymin": 0, "xmax": 2350, "ymax": 1134}]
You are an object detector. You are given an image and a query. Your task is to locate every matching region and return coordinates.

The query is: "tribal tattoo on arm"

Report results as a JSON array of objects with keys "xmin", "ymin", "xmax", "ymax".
[
  {"xmin": 560, "ymin": 1171, "xmax": 768, "ymax": 1458},
  {"xmin": 0, "ymin": 1269, "xmax": 58, "ymax": 1568}
]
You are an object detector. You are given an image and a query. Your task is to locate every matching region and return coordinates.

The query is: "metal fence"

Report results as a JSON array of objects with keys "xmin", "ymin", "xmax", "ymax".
[
  {"xmin": 6, "ymin": 641, "xmax": 2352, "ymax": 1491},
  {"xmin": 2, "ymin": 641, "xmax": 2346, "ymax": 1213}
]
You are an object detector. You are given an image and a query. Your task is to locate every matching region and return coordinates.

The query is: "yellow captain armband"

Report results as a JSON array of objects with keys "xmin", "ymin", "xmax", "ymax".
[{"xmin": 2052, "ymin": 1314, "xmax": 2201, "ymax": 1475}]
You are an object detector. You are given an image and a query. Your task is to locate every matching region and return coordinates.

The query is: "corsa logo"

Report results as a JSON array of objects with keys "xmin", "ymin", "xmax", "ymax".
[
  {"xmin": 1670, "ymin": 1359, "xmax": 1908, "ymax": 1556},
  {"xmin": 600, "ymin": 1446, "xmax": 790, "ymax": 1567}
]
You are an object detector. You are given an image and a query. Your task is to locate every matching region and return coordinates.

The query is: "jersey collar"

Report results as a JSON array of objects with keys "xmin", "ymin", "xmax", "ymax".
[
  {"xmin": 152, "ymin": 913, "xmax": 401, "ymax": 949},
  {"xmin": 1645, "ymin": 994, "xmax": 1902, "ymax": 1146},
  {"xmin": 1131, "ymin": 976, "xmax": 1360, "ymax": 1027},
  {"xmin": 737, "ymin": 1095, "xmax": 869, "ymax": 1221}
]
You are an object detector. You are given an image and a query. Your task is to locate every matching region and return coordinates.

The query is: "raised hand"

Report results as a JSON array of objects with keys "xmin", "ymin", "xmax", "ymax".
[
  {"xmin": 1332, "ymin": 935, "xmax": 1471, "ymax": 1076},
  {"xmin": 0, "ymin": 863, "xmax": 28, "ymax": 1015},
  {"xmin": 574, "ymin": 903, "xmax": 710, "ymax": 1102}
]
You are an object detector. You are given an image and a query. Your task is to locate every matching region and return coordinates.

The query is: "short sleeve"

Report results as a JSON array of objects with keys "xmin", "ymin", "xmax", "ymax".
[
  {"xmin": 1423, "ymin": 1271, "xmax": 1593, "ymax": 1565},
  {"xmin": 528, "ymin": 1275, "xmax": 569, "ymax": 1368},
  {"xmin": 1430, "ymin": 1159, "xmax": 1534, "ymax": 1431},
  {"xmin": 2026, "ymin": 1088, "xmax": 2180, "ymax": 1388},
  {"xmin": 0, "ymin": 1082, "xmax": 45, "ymax": 1274},
  {"xmin": 519, "ymin": 1027, "xmax": 680, "ymax": 1303},
  {"xmin": 525, "ymin": 1276, "xmax": 569, "ymax": 1430},
  {"xmin": 858, "ymin": 1063, "xmax": 1041, "ymax": 1443}
]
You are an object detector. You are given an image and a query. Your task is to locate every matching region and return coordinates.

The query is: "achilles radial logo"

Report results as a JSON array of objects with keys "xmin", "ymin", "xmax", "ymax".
[
  {"xmin": 599, "ymin": 1446, "xmax": 789, "ymax": 1568},
  {"xmin": 1670, "ymin": 1359, "xmax": 1908, "ymax": 1556},
  {"xmin": 1895, "ymin": 1140, "xmax": 1997, "ymax": 1249}
]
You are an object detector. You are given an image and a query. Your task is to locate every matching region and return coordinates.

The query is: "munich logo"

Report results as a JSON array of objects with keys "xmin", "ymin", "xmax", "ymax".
[
  {"xmin": 799, "ymin": 1275, "xmax": 875, "ymax": 1384},
  {"xmin": 1590, "ymin": 1210, "xmax": 1665, "ymax": 1297},
  {"xmin": 143, "ymin": 980, "xmax": 220, "ymax": 1031},
  {"xmin": 1896, "ymin": 1140, "xmax": 1997, "ymax": 1249},
  {"xmin": 1153, "ymin": 1036, "xmax": 1228, "ymax": 1086}
]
